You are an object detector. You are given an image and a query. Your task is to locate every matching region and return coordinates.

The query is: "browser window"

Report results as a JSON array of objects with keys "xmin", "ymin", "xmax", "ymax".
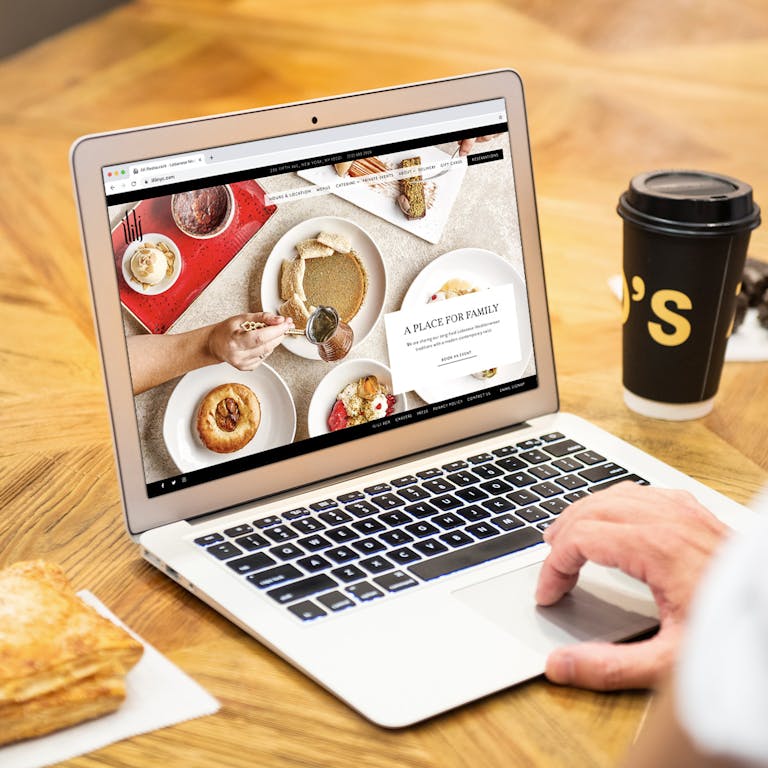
[{"xmin": 103, "ymin": 98, "xmax": 537, "ymax": 496}]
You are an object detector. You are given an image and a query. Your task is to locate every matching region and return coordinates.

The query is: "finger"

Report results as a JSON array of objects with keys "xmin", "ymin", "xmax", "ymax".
[
  {"xmin": 241, "ymin": 323, "xmax": 289, "ymax": 346},
  {"xmin": 544, "ymin": 625, "xmax": 680, "ymax": 691},
  {"xmin": 247, "ymin": 311, "xmax": 291, "ymax": 327},
  {"xmin": 535, "ymin": 519, "xmax": 648, "ymax": 606}
]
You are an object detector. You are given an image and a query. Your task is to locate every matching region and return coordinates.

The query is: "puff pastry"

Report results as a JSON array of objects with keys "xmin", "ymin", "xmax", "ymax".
[{"xmin": 0, "ymin": 560, "xmax": 143, "ymax": 745}]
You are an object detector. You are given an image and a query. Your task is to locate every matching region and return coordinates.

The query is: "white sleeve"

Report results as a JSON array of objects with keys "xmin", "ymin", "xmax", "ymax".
[{"xmin": 676, "ymin": 494, "xmax": 768, "ymax": 765}]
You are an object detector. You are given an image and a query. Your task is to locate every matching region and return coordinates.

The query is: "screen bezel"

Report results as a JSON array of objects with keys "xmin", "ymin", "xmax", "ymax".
[{"xmin": 70, "ymin": 69, "xmax": 559, "ymax": 535}]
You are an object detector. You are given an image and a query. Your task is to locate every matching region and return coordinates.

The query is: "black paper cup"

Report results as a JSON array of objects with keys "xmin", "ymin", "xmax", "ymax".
[{"xmin": 617, "ymin": 170, "xmax": 760, "ymax": 420}]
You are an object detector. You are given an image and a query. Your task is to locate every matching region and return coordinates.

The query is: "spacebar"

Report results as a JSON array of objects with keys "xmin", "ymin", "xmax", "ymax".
[{"xmin": 409, "ymin": 527, "xmax": 544, "ymax": 581}]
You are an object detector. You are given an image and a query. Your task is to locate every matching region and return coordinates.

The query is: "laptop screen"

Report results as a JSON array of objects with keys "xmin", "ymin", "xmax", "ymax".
[{"xmin": 102, "ymin": 97, "xmax": 536, "ymax": 498}]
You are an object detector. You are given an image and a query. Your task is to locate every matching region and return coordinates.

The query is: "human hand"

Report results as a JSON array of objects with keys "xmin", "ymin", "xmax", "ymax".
[
  {"xmin": 535, "ymin": 482, "xmax": 729, "ymax": 690},
  {"xmin": 457, "ymin": 134, "xmax": 500, "ymax": 156},
  {"xmin": 206, "ymin": 312, "xmax": 293, "ymax": 370}
]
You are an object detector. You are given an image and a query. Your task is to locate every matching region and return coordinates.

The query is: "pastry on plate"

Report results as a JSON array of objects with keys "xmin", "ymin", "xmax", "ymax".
[
  {"xmin": 171, "ymin": 185, "xmax": 232, "ymax": 237},
  {"xmin": 280, "ymin": 257, "xmax": 306, "ymax": 302},
  {"xmin": 196, "ymin": 383, "xmax": 261, "ymax": 453},
  {"xmin": 303, "ymin": 251, "xmax": 367, "ymax": 324},
  {"xmin": 0, "ymin": 560, "xmax": 143, "ymax": 746},
  {"xmin": 398, "ymin": 157, "xmax": 426, "ymax": 220}
]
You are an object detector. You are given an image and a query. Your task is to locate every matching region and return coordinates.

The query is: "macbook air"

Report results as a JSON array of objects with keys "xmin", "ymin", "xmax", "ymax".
[{"xmin": 70, "ymin": 69, "xmax": 752, "ymax": 727}]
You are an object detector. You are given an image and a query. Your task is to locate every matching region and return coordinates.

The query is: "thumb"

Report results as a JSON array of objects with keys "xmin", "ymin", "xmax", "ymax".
[{"xmin": 544, "ymin": 625, "xmax": 681, "ymax": 691}]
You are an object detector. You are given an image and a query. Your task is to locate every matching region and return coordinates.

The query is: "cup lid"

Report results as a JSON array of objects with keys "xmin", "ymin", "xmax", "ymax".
[{"xmin": 618, "ymin": 170, "xmax": 761, "ymax": 235}]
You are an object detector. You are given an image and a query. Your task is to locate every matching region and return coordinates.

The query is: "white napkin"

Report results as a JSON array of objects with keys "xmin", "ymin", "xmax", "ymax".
[
  {"xmin": 607, "ymin": 274, "xmax": 768, "ymax": 362},
  {"xmin": 1, "ymin": 591, "xmax": 220, "ymax": 768}
]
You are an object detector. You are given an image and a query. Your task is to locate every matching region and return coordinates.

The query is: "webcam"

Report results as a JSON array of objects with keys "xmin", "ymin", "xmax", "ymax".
[{"xmin": 311, "ymin": 116, "xmax": 318, "ymax": 124}]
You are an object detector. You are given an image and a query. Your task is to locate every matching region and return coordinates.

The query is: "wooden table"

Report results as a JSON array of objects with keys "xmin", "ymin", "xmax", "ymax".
[{"xmin": 1, "ymin": 2, "xmax": 766, "ymax": 766}]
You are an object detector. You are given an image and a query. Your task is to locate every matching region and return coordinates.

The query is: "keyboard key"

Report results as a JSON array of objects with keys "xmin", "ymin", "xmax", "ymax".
[
  {"xmin": 404, "ymin": 501, "xmax": 440, "ymax": 519},
  {"xmin": 287, "ymin": 601, "xmax": 326, "ymax": 621},
  {"xmin": 516, "ymin": 439, "xmax": 542, "ymax": 449},
  {"xmin": 364, "ymin": 483, "xmax": 391, "ymax": 496},
  {"xmin": 540, "ymin": 432, "xmax": 565, "ymax": 442},
  {"xmin": 332, "ymin": 564, "xmax": 366, "ymax": 582},
  {"xmin": 298, "ymin": 534, "xmax": 333, "ymax": 552},
  {"xmin": 234, "ymin": 533, "xmax": 269, "ymax": 551},
  {"xmin": 590, "ymin": 474, "xmax": 649, "ymax": 493},
  {"xmin": 224, "ymin": 523, "xmax": 253, "ymax": 538},
  {"xmin": 292, "ymin": 518, "xmax": 325, "ymax": 535},
  {"xmin": 226, "ymin": 552, "xmax": 276, "ymax": 574},
  {"xmin": 309, "ymin": 499, "xmax": 338, "ymax": 512},
  {"xmin": 371, "ymin": 493, "xmax": 405, "ymax": 511},
  {"xmin": 327, "ymin": 525, "xmax": 358, "ymax": 543},
  {"xmin": 468, "ymin": 452, "xmax": 494, "ymax": 464},
  {"xmin": 540, "ymin": 498, "xmax": 569, "ymax": 515},
  {"xmin": 508, "ymin": 489, "xmax": 539, "ymax": 505},
  {"xmin": 479, "ymin": 479, "xmax": 514, "ymax": 496},
  {"xmin": 493, "ymin": 513, "xmax": 525, "ymax": 531},
  {"xmin": 457, "ymin": 504, "xmax": 491, "ymax": 522},
  {"xmin": 564, "ymin": 490, "xmax": 589, "ymax": 502},
  {"xmin": 446, "ymin": 470, "xmax": 480, "ymax": 487},
  {"xmin": 319, "ymin": 509, "xmax": 353, "ymax": 526},
  {"xmin": 491, "ymin": 445, "xmax": 516, "ymax": 457},
  {"xmin": 271, "ymin": 543, "xmax": 304, "ymax": 561},
  {"xmin": 530, "ymin": 481, "xmax": 563, "ymax": 498},
  {"xmin": 574, "ymin": 450, "xmax": 606, "ymax": 465},
  {"xmin": 537, "ymin": 520, "xmax": 557, "ymax": 532},
  {"xmin": 555, "ymin": 474, "xmax": 587, "ymax": 491},
  {"xmin": 472, "ymin": 463, "xmax": 505, "ymax": 480},
  {"xmin": 506, "ymin": 471, "xmax": 537, "ymax": 487},
  {"xmin": 422, "ymin": 477, "xmax": 456, "ymax": 495},
  {"xmin": 205, "ymin": 542, "xmax": 242, "ymax": 560},
  {"xmin": 360, "ymin": 555, "xmax": 394, "ymax": 574},
  {"xmin": 413, "ymin": 538, "xmax": 449, "ymax": 556},
  {"xmin": 455, "ymin": 486, "xmax": 489, "ymax": 503},
  {"xmin": 297, "ymin": 555, "xmax": 332, "ymax": 572},
  {"xmin": 379, "ymin": 510, "xmax": 412, "ymax": 527},
  {"xmin": 345, "ymin": 500, "xmax": 379, "ymax": 517},
  {"xmin": 194, "ymin": 533, "xmax": 224, "ymax": 546},
  {"xmin": 440, "ymin": 530, "xmax": 474, "ymax": 548},
  {"xmin": 282, "ymin": 507, "xmax": 310, "ymax": 521},
  {"xmin": 337, "ymin": 490, "xmax": 364, "ymax": 504},
  {"xmin": 579, "ymin": 463, "xmax": 628, "ymax": 483},
  {"xmin": 519, "ymin": 449, "xmax": 549, "ymax": 464},
  {"xmin": 481, "ymin": 497, "xmax": 514, "ymax": 514},
  {"xmin": 431, "ymin": 494, "xmax": 463, "ymax": 511},
  {"xmin": 553, "ymin": 457, "xmax": 583, "ymax": 472},
  {"xmin": 353, "ymin": 518, "xmax": 386, "ymax": 535},
  {"xmin": 397, "ymin": 485, "xmax": 430, "ymax": 502},
  {"xmin": 410, "ymin": 527, "xmax": 544, "ymax": 581},
  {"xmin": 432, "ymin": 513, "xmax": 464, "ymax": 530},
  {"xmin": 391, "ymin": 474, "xmax": 418, "ymax": 487},
  {"xmin": 352, "ymin": 537, "xmax": 386, "ymax": 555},
  {"xmin": 254, "ymin": 515, "xmax": 281, "ymax": 529},
  {"xmin": 530, "ymin": 464, "xmax": 560, "ymax": 480},
  {"xmin": 380, "ymin": 529, "xmax": 414, "ymax": 547},
  {"xmin": 496, "ymin": 456, "xmax": 526, "ymax": 472},
  {"xmin": 389, "ymin": 547, "xmax": 422, "ymax": 564},
  {"xmin": 346, "ymin": 582, "xmax": 383, "ymax": 601},
  {"xmin": 264, "ymin": 525, "xmax": 297, "ymax": 543},
  {"xmin": 543, "ymin": 439, "xmax": 584, "ymax": 457},
  {"xmin": 374, "ymin": 570, "xmax": 419, "ymax": 593},
  {"xmin": 416, "ymin": 467, "xmax": 442, "ymax": 479},
  {"xmin": 247, "ymin": 564, "xmax": 303, "ymax": 588},
  {"xmin": 326, "ymin": 546, "xmax": 359, "ymax": 564},
  {"xmin": 317, "ymin": 591, "xmax": 355, "ymax": 612},
  {"xmin": 442, "ymin": 460, "xmax": 468, "ymax": 472},
  {"xmin": 516, "ymin": 506, "xmax": 548, "ymax": 523},
  {"xmin": 405, "ymin": 520, "xmax": 439, "ymax": 538},
  {"xmin": 466, "ymin": 521, "xmax": 500, "ymax": 539},
  {"xmin": 267, "ymin": 574, "xmax": 338, "ymax": 604}
]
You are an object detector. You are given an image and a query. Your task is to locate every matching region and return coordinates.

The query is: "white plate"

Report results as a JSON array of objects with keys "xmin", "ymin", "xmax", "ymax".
[
  {"xmin": 121, "ymin": 233, "xmax": 182, "ymax": 295},
  {"xmin": 260, "ymin": 216, "xmax": 387, "ymax": 360},
  {"xmin": 163, "ymin": 362, "xmax": 296, "ymax": 472},
  {"xmin": 401, "ymin": 248, "xmax": 533, "ymax": 404},
  {"xmin": 307, "ymin": 358, "xmax": 408, "ymax": 437},
  {"xmin": 298, "ymin": 146, "xmax": 467, "ymax": 244}
]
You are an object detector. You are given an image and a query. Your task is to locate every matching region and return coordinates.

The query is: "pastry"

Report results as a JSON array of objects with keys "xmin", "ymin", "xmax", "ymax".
[
  {"xmin": 316, "ymin": 231, "xmax": 351, "ymax": 254},
  {"xmin": 333, "ymin": 161, "xmax": 353, "ymax": 176},
  {"xmin": 733, "ymin": 257, "xmax": 768, "ymax": 332},
  {"xmin": 398, "ymin": 157, "xmax": 426, "ymax": 219},
  {"xmin": 196, "ymin": 383, "xmax": 261, "ymax": 453},
  {"xmin": 303, "ymin": 251, "xmax": 367, "ymax": 324},
  {"xmin": 428, "ymin": 278, "xmax": 479, "ymax": 302},
  {"xmin": 328, "ymin": 375, "xmax": 396, "ymax": 431},
  {"xmin": 171, "ymin": 185, "xmax": 232, "ymax": 237},
  {"xmin": 280, "ymin": 258, "xmax": 306, "ymax": 302},
  {"xmin": 296, "ymin": 239, "xmax": 334, "ymax": 259},
  {"xmin": 279, "ymin": 293, "xmax": 313, "ymax": 330},
  {"xmin": 0, "ymin": 560, "xmax": 143, "ymax": 745}
]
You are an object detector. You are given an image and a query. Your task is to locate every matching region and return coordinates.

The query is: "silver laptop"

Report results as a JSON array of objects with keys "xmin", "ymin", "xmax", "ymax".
[{"xmin": 70, "ymin": 69, "xmax": 750, "ymax": 727}]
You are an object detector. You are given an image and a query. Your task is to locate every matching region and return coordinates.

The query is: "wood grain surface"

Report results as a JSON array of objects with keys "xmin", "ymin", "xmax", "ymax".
[{"xmin": 1, "ymin": 1, "xmax": 767, "ymax": 766}]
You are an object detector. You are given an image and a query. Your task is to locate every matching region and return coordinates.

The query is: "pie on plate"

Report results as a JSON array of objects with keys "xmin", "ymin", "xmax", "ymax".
[{"xmin": 196, "ymin": 383, "xmax": 261, "ymax": 453}]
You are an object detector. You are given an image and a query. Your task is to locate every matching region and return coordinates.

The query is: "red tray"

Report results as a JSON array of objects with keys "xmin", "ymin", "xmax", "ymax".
[{"xmin": 113, "ymin": 180, "xmax": 276, "ymax": 334}]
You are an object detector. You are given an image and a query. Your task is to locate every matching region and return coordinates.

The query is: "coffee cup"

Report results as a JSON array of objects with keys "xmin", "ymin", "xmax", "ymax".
[{"xmin": 617, "ymin": 170, "xmax": 761, "ymax": 420}]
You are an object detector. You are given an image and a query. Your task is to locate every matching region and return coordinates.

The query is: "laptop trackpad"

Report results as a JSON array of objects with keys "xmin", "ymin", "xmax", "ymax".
[{"xmin": 453, "ymin": 563, "xmax": 658, "ymax": 651}]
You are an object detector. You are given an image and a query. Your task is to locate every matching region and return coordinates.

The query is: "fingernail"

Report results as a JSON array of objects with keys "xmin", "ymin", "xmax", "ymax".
[{"xmin": 547, "ymin": 652, "xmax": 574, "ymax": 684}]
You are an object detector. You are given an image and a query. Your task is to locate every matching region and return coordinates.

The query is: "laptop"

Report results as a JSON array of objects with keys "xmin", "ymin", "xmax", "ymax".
[{"xmin": 70, "ymin": 69, "xmax": 751, "ymax": 727}]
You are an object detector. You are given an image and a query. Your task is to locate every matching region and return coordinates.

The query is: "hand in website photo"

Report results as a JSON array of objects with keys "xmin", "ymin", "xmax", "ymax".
[
  {"xmin": 128, "ymin": 312, "xmax": 293, "ymax": 395},
  {"xmin": 535, "ymin": 482, "xmax": 729, "ymax": 691},
  {"xmin": 457, "ymin": 134, "xmax": 500, "ymax": 156}
]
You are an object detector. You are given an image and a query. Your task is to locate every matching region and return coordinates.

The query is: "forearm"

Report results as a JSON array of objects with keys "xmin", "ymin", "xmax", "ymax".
[{"xmin": 127, "ymin": 327, "xmax": 215, "ymax": 394}]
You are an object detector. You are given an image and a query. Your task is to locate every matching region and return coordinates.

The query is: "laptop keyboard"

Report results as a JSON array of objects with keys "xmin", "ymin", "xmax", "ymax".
[{"xmin": 192, "ymin": 432, "xmax": 648, "ymax": 622}]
